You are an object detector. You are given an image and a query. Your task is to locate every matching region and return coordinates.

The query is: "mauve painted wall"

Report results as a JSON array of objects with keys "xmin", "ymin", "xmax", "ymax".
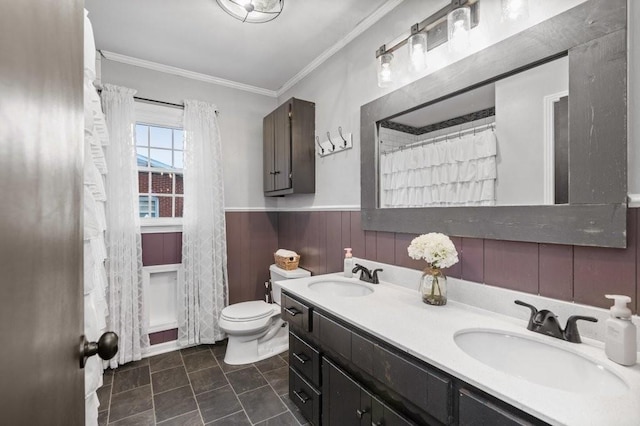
[{"xmin": 142, "ymin": 207, "xmax": 639, "ymax": 344}]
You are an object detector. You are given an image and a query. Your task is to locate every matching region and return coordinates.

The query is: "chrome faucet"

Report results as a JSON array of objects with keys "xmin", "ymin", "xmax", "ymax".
[
  {"xmin": 352, "ymin": 264, "xmax": 383, "ymax": 284},
  {"xmin": 515, "ymin": 300, "xmax": 597, "ymax": 343}
]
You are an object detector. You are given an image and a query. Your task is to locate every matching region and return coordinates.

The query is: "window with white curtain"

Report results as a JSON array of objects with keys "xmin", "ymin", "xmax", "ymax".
[{"xmin": 134, "ymin": 102, "xmax": 184, "ymax": 227}]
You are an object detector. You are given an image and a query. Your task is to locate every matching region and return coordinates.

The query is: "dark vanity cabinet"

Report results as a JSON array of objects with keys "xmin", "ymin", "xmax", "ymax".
[
  {"xmin": 263, "ymin": 97, "xmax": 315, "ymax": 196},
  {"xmin": 282, "ymin": 291, "xmax": 548, "ymax": 426}
]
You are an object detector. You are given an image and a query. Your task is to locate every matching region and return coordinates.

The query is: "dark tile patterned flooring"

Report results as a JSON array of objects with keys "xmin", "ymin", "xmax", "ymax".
[{"xmin": 97, "ymin": 344, "xmax": 308, "ymax": 425}]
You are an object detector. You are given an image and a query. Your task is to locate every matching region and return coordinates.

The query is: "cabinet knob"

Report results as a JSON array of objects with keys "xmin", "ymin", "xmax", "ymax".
[{"xmin": 356, "ymin": 408, "xmax": 368, "ymax": 419}]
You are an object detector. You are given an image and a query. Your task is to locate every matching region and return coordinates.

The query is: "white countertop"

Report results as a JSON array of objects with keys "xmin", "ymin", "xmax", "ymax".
[{"xmin": 277, "ymin": 272, "xmax": 640, "ymax": 426}]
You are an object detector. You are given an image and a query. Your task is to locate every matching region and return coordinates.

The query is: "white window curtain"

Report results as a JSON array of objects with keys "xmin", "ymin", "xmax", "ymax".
[
  {"xmin": 179, "ymin": 100, "xmax": 228, "ymax": 346},
  {"xmin": 380, "ymin": 128, "xmax": 497, "ymax": 207},
  {"xmin": 101, "ymin": 84, "xmax": 148, "ymax": 366}
]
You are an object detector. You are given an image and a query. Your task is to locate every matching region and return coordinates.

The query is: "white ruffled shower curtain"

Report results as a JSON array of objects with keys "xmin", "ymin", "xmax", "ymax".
[
  {"xmin": 101, "ymin": 84, "xmax": 149, "ymax": 366},
  {"xmin": 380, "ymin": 128, "xmax": 497, "ymax": 207},
  {"xmin": 179, "ymin": 100, "xmax": 229, "ymax": 346}
]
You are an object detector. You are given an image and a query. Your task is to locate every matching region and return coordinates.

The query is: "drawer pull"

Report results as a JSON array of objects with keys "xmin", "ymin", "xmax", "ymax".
[
  {"xmin": 293, "ymin": 389, "xmax": 310, "ymax": 404},
  {"xmin": 284, "ymin": 307, "xmax": 301, "ymax": 316},
  {"xmin": 292, "ymin": 352, "xmax": 309, "ymax": 364}
]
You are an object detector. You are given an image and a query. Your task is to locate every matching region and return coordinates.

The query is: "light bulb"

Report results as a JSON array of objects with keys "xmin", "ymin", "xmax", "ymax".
[
  {"xmin": 408, "ymin": 32, "xmax": 428, "ymax": 72},
  {"xmin": 502, "ymin": 0, "xmax": 529, "ymax": 22},
  {"xmin": 377, "ymin": 52, "xmax": 394, "ymax": 88},
  {"xmin": 447, "ymin": 7, "xmax": 471, "ymax": 54}
]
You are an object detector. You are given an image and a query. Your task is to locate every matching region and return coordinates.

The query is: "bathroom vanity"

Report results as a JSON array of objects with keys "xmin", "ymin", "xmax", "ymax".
[{"xmin": 278, "ymin": 267, "xmax": 640, "ymax": 426}]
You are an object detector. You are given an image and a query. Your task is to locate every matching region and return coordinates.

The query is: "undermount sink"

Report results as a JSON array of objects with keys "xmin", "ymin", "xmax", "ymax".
[
  {"xmin": 308, "ymin": 279, "xmax": 374, "ymax": 297},
  {"xmin": 454, "ymin": 329, "xmax": 629, "ymax": 395}
]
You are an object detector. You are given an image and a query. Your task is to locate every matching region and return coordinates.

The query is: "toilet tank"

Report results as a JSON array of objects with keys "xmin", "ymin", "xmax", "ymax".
[{"xmin": 270, "ymin": 264, "xmax": 310, "ymax": 305}]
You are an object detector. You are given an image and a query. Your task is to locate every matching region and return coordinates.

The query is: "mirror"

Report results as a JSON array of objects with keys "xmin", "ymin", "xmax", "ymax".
[
  {"xmin": 360, "ymin": 0, "xmax": 627, "ymax": 248},
  {"xmin": 378, "ymin": 56, "xmax": 569, "ymax": 208}
]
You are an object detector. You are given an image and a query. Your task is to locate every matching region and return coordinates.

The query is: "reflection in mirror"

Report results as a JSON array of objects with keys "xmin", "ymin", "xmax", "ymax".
[{"xmin": 378, "ymin": 56, "xmax": 568, "ymax": 208}]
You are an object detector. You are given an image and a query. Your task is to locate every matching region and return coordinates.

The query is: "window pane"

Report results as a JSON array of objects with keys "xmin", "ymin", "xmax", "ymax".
[
  {"xmin": 149, "ymin": 126, "xmax": 172, "ymax": 149},
  {"xmin": 175, "ymin": 196, "xmax": 184, "ymax": 218},
  {"xmin": 174, "ymin": 130, "xmax": 184, "ymax": 150},
  {"xmin": 139, "ymin": 195, "xmax": 151, "ymax": 218},
  {"xmin": 135, "ymin": 124, "xmax": 148, "ymax": 146},
  {"xmin": 149, "ymin": 148, "xmax": 172, "ymax": 168},
  {"xmin": 138, "ymin": 171, "xmax": 149, "ymax": 194},
  {"xmin": 136, "ymin": 147, "xmax": 150, "ymax": 167},
  {"xmin": 174, "ymin": 150, "xmax": 184, "ymax": 169},
  {"xmin": 151, "ymin": 172, "xmax": 174, "ymax": 194},
  {"xmin": 175, "ymin": 173, "xmax": 184, "ymax": 195},
  {"xmin": 157, "ymin": 196, "xmax": 173, "ymax": 217}
]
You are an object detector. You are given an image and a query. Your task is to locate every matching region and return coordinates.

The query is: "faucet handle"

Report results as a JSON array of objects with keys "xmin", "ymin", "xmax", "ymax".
[
  {"xmin": 563, "ymin": 315, "xmax": 598, "ymax": 343},
  {"xmin": 514, "ymin": 300, "xmax": 538, "ymax": 330},
  {"xmin": 371, "ymin": 269, "xmax": 383, "ymax": 284}
]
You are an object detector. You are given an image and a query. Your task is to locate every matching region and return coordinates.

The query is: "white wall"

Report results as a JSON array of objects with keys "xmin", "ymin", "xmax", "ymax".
[
  {"xmin": 276, "ymin": 0, "xmax": 603, "ymax": 209},
  {"xmin": 629, "ymin": 0, "xmax": 640, "ymax": 205},
  {"xmin": 494, "ymin": 57, "xmax": 568, "ymax": 205},
  {"xmin": 101, "ymin": 60, "xmax": 278, "ymax": 210}
]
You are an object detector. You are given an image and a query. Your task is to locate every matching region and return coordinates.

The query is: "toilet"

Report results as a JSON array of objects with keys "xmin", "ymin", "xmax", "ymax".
[{"xmin": 219, "ymin": 264, "xmax": 310, "ymax": 365}]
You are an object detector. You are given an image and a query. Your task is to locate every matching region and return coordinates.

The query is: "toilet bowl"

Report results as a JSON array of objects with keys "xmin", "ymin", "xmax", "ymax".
[{"xmin": 219, "ymin": 264, "xmax": 310, "ymax": 365}]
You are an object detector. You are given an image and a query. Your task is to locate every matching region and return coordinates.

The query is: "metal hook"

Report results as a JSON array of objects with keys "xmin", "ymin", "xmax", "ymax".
[
  {"xmin": 326, "ymin": 132, "xmax": 336, "ymax": 151},
  {"xmin": 315, "ymin": 136, "xmax": 324, "ymax": 155},
  {"xmin": 338, "ymin": 126, "xmax": 348, "ymax": 148}
]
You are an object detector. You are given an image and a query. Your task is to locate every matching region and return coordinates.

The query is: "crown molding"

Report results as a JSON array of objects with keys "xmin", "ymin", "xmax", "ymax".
[
  {"xmin": 276, "ymin": 0, "xmax": 404, "ymax": 97},
  {"xmin": 100, "ymin": 50, "xmax": 278, "ymax": 98},
  {"xmin": 99, "ymin": 0, "xmax": 403, "ymax": 99}
]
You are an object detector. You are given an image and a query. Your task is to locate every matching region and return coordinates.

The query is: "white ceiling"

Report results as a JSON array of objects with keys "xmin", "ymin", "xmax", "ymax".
[{"xmin": 85, "ymin": 0, "xmax": 395, "ymax": 92}]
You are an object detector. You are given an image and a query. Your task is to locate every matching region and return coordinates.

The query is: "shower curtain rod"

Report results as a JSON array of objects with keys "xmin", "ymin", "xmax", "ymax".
[
  {"xmin": 382, "ymin": 120, "xmax": 495, "ymax": 156},
  {"xmin": 133, "ymin": 96, "xmax": 220, "ymax": 115}
]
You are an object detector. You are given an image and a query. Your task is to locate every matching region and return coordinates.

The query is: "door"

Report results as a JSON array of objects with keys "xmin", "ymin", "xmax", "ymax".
[
  {"xmin": 0, "ymin": 1, "xmax": 85, "ymax": 424},
  {"xmin": 263, "ymin": 111, "xmax": 276, "ymax": 192},
  {"xmin": 273, "ymin": 101, "xmax": 292, "ymax": 191}
]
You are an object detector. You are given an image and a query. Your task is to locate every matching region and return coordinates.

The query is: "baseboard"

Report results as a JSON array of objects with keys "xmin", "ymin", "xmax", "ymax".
[{"xmin": 143, "ymin": 340, "xmax": 179, "ymax": 358}]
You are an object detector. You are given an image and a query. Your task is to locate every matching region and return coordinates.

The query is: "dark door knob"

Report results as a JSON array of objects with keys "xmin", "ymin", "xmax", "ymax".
[{"xmin": 79, "ymin": 332, "xmax": 119, "ymax": 368}]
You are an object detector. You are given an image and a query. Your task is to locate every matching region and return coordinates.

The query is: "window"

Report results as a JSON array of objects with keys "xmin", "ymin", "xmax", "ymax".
[{"xmin": 135, "ymin": 123, "xmax": 184, "ymax": 218}]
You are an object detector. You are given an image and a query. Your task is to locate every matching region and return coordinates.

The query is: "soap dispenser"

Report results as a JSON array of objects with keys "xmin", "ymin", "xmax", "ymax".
[
  {"xmin": 343, "ymin": 248, "xmax": 354, "ymax": 278},
  {"xmin": 604, "ymin": 294, "xmax": 637, "ymax": 366}
]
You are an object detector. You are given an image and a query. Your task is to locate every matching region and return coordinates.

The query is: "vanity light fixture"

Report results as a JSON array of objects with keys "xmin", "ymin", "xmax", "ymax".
[
  {"xmin": 374, "ymin": 0, "xmax": 479, "ymax": 88},
  {"xmin": 216, "ymin": 0, "xmax": 284, "ymax": 23},
  {"xmin": 501, "ymin": 0, "xmax": 529, "ymax": 22}
]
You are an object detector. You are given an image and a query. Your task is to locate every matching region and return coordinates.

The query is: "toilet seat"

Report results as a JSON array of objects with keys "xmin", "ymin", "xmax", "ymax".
[{"xmin": 221, "ymin": 301, "xmax": 276, "ymax": 322}]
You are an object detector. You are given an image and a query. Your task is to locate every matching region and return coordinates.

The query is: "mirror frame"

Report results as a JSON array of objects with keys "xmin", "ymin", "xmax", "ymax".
[{"xmin": 360, "ymin": 0, "xmax": 627, "ymax": 248}]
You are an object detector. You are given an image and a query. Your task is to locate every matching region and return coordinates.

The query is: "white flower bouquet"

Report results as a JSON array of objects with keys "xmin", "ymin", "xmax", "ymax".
[{"xmin": 407, "ymin": 233, "xmax": 459, "ymax": 269}]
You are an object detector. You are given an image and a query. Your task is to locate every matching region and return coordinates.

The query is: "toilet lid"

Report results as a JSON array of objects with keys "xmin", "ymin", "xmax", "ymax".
[{"xmin": 221, "ymin": 301, "xmax": 275, "ymax": 322}]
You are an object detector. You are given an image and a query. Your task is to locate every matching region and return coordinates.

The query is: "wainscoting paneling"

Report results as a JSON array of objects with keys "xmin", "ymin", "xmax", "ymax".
[
  {"xmin": 484, "ymin": 240, "xmax": 540, "ymax": 294},
  {"xmin": 142, "ymin": 232, "xmax": 182, "ymax": 266},
  {"xmin": 461, "ymin": 238, "xmax": 484, "ymax": 283},
  {"xmin": 539, "ymin": 244, "xmax": 574, "ymax": 301}
]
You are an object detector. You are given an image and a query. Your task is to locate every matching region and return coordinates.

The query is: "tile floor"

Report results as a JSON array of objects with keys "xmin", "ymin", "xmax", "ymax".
[{"xmin": 97, "ymin": 344, "xmax": 309, "ymax": 425}]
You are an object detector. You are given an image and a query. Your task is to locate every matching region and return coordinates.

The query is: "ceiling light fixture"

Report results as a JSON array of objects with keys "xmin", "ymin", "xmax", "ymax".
[
  {"xmin": 375, "ymin": 0, "xmax": 479, "ymax": 88},
  {"xmin": 216, "ymin": 0, "xmax": 284, "ymax": 24}
]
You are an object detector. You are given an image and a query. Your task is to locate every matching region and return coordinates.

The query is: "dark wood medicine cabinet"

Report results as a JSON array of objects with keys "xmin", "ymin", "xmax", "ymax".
[
  {"xmin": 360, "ymin": 0, "xmax": 628, "ymax": 248},
  {"xmin": 264, "ymin": 97, "xmax": 316, "ymax": 196}
]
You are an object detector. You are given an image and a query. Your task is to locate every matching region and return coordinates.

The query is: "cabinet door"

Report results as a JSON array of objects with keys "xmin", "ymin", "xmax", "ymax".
[
  {"xmin": 273, "ymin": 101, "xmax": 291, "ymax": 191},
  {"xmin": 323, "ymin": 357, "xmax": 363, "ymax": 426},
  {"xmin": 263, "ymin": 111, "xmax": 275, "ymax": 192},
  {"xmin": 370, "ymin": 394, "xmax": 415, "ymax": 426},
  {"xmin": 458, "ymin": 389, "xmax": 533, "ymax": 426}
]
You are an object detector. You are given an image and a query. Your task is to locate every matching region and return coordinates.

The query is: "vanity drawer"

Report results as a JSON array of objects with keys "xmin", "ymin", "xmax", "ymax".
[
  {"xmin": 289, "ymin": 367, "xmax": 321, "ymax": 426},
  {"xmin": 458, "ymin": 389, "xmax": 533, "ymax": 426},
  {"xmin": 373, "ymin": 344, "xmax": 451, "ymax": 423},
  {"xmin": 281, "ymin": 293, "xmax": 311, "ymax": 332},
  {"xmin": 351, "ymin": 332, "xmax": 374, "ymax": 375},
  {"xmin": 289, "ymin": 332, "xmax": 321, "ymax": 387},
  {"xmin": 318, "ymin": 313, "xmax": 351, "ymax": 360}
]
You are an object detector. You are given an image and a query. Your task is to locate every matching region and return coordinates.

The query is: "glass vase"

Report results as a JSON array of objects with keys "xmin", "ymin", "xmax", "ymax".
[{"xmin": 419, "ymin": 267, "xmax": 447, "ymax": 306}]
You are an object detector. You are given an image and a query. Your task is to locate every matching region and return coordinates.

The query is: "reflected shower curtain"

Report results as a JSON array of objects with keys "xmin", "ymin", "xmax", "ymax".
[
  {"xmin": 179, "ymin": 100, "xmax": 228, "ymax": 345},
  {"xmin": 101, "ymin": 84, "xmax": 148, "ymax": 366}
]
